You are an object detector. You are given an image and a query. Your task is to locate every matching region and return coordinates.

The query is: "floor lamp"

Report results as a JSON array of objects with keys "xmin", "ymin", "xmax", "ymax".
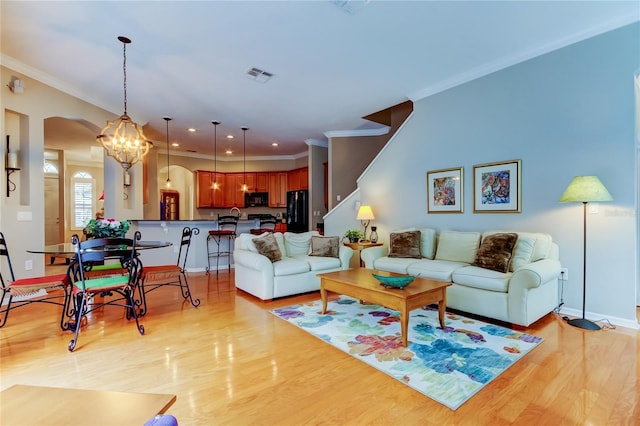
[{"xmin": 559, "ymin": 176, "xmax": 612, "ymax": 330}]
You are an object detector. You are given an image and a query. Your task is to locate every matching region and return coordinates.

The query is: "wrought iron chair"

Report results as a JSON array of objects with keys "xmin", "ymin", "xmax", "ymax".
[
  {"xmin": 66, "ymin": 231, "xmax": 144, "ymax": 352},
  {"xmin": 207, "ymin": 215, "xmax": 239, "ymax": 276},
  {"xmin": 0, "ymin": 231, "xmax": 71, "ymax": 330},
  {"xmin": 137, "ymin": 227, "xmax": 201, "ymax": 315}
]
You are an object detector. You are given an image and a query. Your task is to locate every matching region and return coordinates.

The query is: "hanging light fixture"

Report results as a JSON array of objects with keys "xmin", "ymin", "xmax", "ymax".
[
  {"xmin": 163, "ymin": 116, "xmax": 172, "ymax": 188},
  {"xmin": 97, "ymin": 36, "xmax": 151, "ymax": 172},
  {"xmin": 241, "ymin": 127, "xmax": 249, "ymax": 192},
  {"xmin": 212, "ymin": 121, "xmax": 220, "ymax": 189}
]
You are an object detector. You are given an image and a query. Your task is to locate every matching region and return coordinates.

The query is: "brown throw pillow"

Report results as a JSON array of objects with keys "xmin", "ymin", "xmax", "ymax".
[
  {"xmin": 253, "ymin": 233, "xmax": 282, "ymax": 263},
  {"xmin": 473, "ymin": 233, "xmax": 518, "ymax": 273},
  {"xmin": 309, "ymin": 236, "xmax": 339, "ymax": 258},
  {"xmin": 388, "ymin": 230, "xmax": 422, "ymax": 259}
]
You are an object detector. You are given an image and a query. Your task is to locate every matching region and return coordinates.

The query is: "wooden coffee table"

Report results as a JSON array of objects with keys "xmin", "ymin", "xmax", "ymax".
[{"xmin": 318, "ymin": 269, "xmax": 451, "ymax": 346}]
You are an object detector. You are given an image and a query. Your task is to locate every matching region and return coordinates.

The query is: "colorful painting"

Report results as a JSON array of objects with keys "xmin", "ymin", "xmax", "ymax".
[
  {"xmin": 427, "ymin": 167, "xmax": 463, "ymax": 213},
  {"xmin": 473, "ymin": 160, "xmax": 521, "ymax": 213}
]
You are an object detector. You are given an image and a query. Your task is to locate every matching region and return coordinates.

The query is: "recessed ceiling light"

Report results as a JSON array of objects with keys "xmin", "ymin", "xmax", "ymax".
[
  {"xmin": 272, "ymin": 142, "xmax": 279, "ymax": 147},
  {"xmin": 187, "ymin": 128, "xmax": 197, "ymax": 132},
  {"xmin": 171, "ymin": 142, "xmax": 179, "ymax": 147},
  {"xmin": 226, "ymin": 149, "xmax": 233, "ymax": 155}
]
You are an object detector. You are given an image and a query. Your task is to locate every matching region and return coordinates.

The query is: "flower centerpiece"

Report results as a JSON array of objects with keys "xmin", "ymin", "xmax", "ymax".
[{"xmin": 84, "ymin": 218, "xmax": 131, "ymax": 238}]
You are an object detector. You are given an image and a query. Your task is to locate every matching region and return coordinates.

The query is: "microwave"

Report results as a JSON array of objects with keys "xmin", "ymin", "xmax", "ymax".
[{"xmin": 244, "ymin": 192, "xmax": 269, "ymax": 207}]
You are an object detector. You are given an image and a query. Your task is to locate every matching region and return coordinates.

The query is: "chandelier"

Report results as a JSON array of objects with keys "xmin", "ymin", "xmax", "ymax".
[{"xmin": 97, "ymin": 36, "xmax": 150, "ymax": 171}]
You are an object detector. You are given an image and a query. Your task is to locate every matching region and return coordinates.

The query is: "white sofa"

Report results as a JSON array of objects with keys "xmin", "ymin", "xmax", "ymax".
[
  {"xmin": 361, "ymin": 229, "xmax": 561, "ymax": 327},
  {"xmin": 234, "ymin": 231, "xmax": 354, "ymax": 301}
]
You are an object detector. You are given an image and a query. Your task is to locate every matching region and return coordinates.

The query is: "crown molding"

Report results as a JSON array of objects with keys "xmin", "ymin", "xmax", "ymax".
[{"xmin": 324, "ymin": 127, "xmax": 389, "ymax": 138}]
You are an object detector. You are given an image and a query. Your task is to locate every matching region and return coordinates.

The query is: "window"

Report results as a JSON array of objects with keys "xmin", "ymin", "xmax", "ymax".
[
  {"xmin": 43, "ymin": 161, "xmax": 58, "ymax": 174},
  {"xmin": 71, "ymin": 171, "xmax": 95, "ymax": 229}
]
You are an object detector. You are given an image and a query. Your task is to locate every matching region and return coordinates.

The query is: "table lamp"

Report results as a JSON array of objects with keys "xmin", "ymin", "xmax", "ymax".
[
  {"xmin": 356, "ymin": 205, "xmax": 375, "ymax": 242},
  {"xmin": 559, "ymin": 175, "xmax": 612, "ymax": 330}
]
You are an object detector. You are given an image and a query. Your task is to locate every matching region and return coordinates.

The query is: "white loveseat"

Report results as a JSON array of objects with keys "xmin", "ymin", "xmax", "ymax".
[
  {"xmin": 234, "ymin": 231, "xmax": 354, "ymax": 301},
  {"xmin": 361, "ymin": 229, "xmax": 561, "ymax": 327}
]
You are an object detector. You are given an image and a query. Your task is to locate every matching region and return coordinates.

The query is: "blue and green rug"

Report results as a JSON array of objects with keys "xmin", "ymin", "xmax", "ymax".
[{"xmin": 271, "ymin": 295, "xmax": 543, "ymax": 410}]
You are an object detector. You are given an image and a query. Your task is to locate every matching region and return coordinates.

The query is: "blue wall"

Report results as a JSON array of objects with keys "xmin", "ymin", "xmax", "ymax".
[{"xmin": 329, "ymin": 22, "xmax": 640, "ymax": 325}]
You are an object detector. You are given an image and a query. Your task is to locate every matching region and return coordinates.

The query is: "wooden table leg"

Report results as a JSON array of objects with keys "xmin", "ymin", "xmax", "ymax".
[
  {"xmin": 320, "ymin": 283, "xmax": 328, "ymax": 314},
  {"xmin": 399, "ymin": 304, "xmax": 409, "ymax": 346},
  {"xmin": 438, "ymin": 289, "xmax": 446, "ymax": 328}
]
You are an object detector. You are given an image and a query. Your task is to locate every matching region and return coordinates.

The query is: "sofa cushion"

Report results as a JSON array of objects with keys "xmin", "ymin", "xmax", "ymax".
[
  {"xmin": 435, "ymin": 231, "xmax": 481, "ymax": 263},
  {"xmin": 473, "ymin": 233, "xmax": 518, "ymax": 273},
  {"xmin": 273, "ymin": 258, "xmax": 310, "ymax": 276},
  {"xmin": 483, "ymin": 231, "xmax": 553, "ymax": 271},
  {"xmin": 388, "ymin": 230, "xmax": 422, "ymax": 258},
  {"xmin": 373, "ymin": 256, "xmax": 419, "ymax": 274},
  {"xmin": 418, "ymin": 228, "xmax": 437, "ymax": 259},
  {"xmin": 309, "ymin": 236, "xmax": 339, "ymax": 258},
  {"xmin": 451, "ymin": 265, "xmax": 511, "ymax": 292},
  {"xmin": 298, "ymin": 255, "xmax": 342, "ymax": 271},
  {"xmin": 284, "ymin": 231, "xmax": 317, "ymax": 257},
  {"xmin": 252, "ymin": 233, "xmax": 282, "ymax": 263},
  {"xmin": 407, "ymin": 259, "xmax": 469, "ymax": 282}
]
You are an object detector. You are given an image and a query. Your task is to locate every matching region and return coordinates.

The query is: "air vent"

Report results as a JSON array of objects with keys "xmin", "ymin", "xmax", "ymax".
[{"xmin": 246, "ymin": 67, "xmax": 273, "ymax": 83}]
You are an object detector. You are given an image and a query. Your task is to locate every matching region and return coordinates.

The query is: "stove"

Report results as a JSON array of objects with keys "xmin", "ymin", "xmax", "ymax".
[{"xmin": 247, "ymin": 213, "xmax": 277, "ymax": 220}]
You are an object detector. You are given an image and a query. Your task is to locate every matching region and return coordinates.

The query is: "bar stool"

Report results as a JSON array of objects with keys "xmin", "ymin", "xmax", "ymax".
[
  {"xmin": 249, "ymin": 216, "xmax": 277, "ymax": 235},
  {"xmin": 207, "ymin": 215, "xmax": 239, "ymax": 276}
]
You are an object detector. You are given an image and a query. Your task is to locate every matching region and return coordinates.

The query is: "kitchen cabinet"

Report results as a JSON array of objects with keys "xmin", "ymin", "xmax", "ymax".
[
  {"xmin": 256, "ymin": 172, "xmax": 269, "ymax": 192},
  {"xmin": 224, "ymin": 173, "xmax": 246, "ymax": 208},
  {"xmin": 268, "ymin": 172, "xmax": 287, "ymax": 208},
  {"xmin": 287, "ymin": 167, "xmax": 308, "ymax": 191},
  {"xmin": 196, "ymin": 171, "xmax": 225, "ymax": 208},
  {"xmin": 244, "ymin": 173, "xmax": 256, "ymax": 193}
]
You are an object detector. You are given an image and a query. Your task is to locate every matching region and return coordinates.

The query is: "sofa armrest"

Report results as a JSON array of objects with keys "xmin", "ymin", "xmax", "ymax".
[
  {"xmin": 338, "ymin": 246, "xmax": 354, "ymax": 269},
  {"xmin": 361, "ymin": 246, "xmax": 387, "ymax": 269},
  {"xmin": 233, "ymin": 249, "xmax": 273, "ymax": 272},
  {"xmin": 510, "ymin": 258, "xmax": 561, "ymax": 291}
]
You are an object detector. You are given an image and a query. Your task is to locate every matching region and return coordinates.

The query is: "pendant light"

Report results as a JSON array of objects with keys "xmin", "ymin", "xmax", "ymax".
[
  {"xmin": 212, "ymin": 121, "xmax": 220, "ymax": 190},
  {"xmin": 241, "ymin": 127, "xmax": 249, "ymax": 192},
  {"xmin": 97, "ymin": 36, "xmax": 151, "ymax": 171},
  {"xmin": 163, "ymin": 116, "xmax": 172, "ymax": 188}
]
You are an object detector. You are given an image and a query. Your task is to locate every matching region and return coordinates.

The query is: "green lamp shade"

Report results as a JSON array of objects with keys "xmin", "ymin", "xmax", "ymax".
[{"xmin": 559, "ymin": 176, "xmax": 613, "ymax": 203}]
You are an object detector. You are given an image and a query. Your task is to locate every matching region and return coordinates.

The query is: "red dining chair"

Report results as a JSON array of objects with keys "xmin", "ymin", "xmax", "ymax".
[
  {"xmin": 0, "ymin": 231, "xmax": 71, "ymax": 330},
  {"xmin": 137, "ymin": 227, "xmax": 201, "ymax": 315}
]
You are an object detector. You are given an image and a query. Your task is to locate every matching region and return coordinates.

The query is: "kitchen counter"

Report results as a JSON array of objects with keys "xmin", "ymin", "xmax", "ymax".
[{"xmin": 130, "ymin": 219, "xmax": 262, "ymax": 272}]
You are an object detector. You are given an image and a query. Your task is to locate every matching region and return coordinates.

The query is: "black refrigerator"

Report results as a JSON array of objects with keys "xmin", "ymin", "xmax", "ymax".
[{"xmin": 286, "ymin": 190, "xmax": 309, "ymax": 233}]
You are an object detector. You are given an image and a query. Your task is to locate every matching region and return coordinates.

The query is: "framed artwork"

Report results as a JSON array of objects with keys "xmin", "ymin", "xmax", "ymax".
[
  {"xmin": 426, "ymin": 167, "xmax": 463, "ymax": 213},
  {"xmin": 473, "ymin": 159, "xmax": 521, "ymax": 213}
]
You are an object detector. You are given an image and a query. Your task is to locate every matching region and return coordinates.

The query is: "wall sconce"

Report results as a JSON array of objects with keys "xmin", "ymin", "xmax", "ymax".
[
  {"xmin": 5, "ymin": 135, "xmax": 20, "ymax": 197},
  {"xmin": 7, "ymin": 77, "xmax": 24, "ymax": 94}
]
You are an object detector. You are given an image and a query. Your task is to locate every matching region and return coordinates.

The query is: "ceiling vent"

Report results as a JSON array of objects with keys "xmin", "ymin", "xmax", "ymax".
[
  {"xmin": 246, "ymin": 67, "xmax": 273, "ymax": 83},
  {"xmin": 331, "ymin": 0, "xmax": 371, "ymax": 15}
]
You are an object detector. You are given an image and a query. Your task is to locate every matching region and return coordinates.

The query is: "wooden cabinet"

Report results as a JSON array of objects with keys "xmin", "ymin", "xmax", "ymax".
[
  {"xmin": 256, "ymin": 172, "xmax": 269, "ymax": 192},
  {"xmin": 287, "ymin": 167, "xmax": 308, "ymax": 191},
  {"xmin": 224, "ymin": 173, "xmax": 246, "ymax": 208},
  {"xmin": 244, "ymin": 173, "xmax": 256, "ymax": 193},
  {"xmin": 196, "ymin": 171, "xmax": 225, "ymax": 208},
  {"xmin": 268, "ymin": 172, "xmax": 287, "ymax": 207}
]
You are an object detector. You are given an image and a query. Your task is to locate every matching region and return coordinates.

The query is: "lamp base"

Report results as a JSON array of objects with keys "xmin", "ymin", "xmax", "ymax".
[{"xmin": 567, "ymin": 317, "xmax": 601, "ymax": 330}]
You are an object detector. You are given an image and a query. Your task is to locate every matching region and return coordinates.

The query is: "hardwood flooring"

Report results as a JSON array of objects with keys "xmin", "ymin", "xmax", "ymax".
[{"xmin": 1, "ymin": 267, "xmax": 638, "ymax": 425}]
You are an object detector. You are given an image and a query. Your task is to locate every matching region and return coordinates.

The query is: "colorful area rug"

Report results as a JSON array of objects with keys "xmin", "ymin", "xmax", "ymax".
[{"xmin": 271, "ymin": 295, "xmax": 543, "ymax": 410}]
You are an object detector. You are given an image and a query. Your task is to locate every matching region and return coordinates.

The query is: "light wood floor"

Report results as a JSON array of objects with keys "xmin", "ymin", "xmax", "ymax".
[{"xmin": 1, "ymin": 266, "xmax": 638, "ymax": 425}]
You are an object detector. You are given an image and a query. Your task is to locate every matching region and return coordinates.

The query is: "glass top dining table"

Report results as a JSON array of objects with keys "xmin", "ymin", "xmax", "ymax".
[{"xmin": 27, "ymin": 241, "xmax": 172, "ymax": 255}]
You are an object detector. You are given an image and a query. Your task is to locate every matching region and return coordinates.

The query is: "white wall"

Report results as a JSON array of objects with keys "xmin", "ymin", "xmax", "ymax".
[{"xmin": 327, "ymin": 22, "xmax": 640, "ymax": 326}]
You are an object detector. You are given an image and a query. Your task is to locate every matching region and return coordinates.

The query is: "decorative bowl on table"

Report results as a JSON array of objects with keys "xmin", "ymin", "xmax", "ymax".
[{"xmin": 372, "ymin": 273, "xmax": 417, "ymax": 289}]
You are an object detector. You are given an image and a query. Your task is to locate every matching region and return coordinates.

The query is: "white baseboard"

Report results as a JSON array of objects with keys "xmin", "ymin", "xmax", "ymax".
[
  {"xmin": 559, "ymin": 306, "xmax": 639, "ymax": 330},
  {"xmin": 1, "ymin": 289, "xmax": 48, "ymax": 305}
]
